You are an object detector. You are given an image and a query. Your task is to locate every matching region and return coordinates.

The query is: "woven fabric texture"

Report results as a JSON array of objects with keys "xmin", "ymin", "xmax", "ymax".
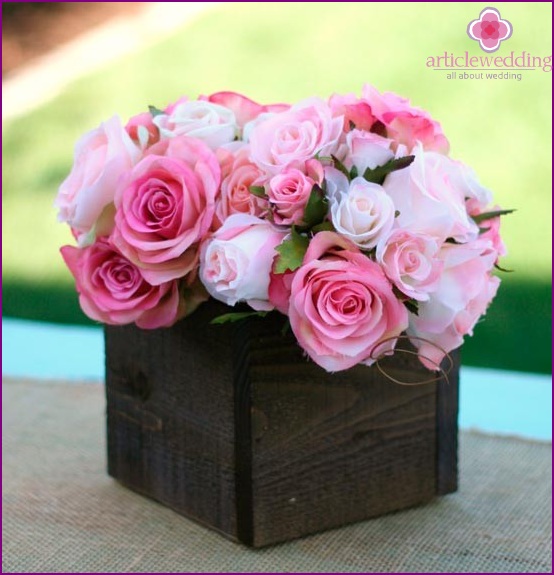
[{"xmin": 2, "ymin": 378, "xmax": 551, "ymax": 573}]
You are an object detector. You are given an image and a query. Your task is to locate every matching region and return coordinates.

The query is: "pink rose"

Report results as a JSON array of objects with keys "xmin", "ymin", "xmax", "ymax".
[
  {"xmin": 60, "ymin": 239, "xmax": 202, "ymax": 328},
  {"xmin": 268, "ymin": 161, "xmax": 323, "ymax": 226},
  {"xmin": 125, "ymin": 112, "xmax": 160, "ymax": 149},
  {"xmin": 327, "ymin": 169, "xmax": 396, "ymax": 250},
  {"xmin": 329, "ymin": 92, "xmax": 376, "ymax": 132},
  {"xmin": 345, "ymin": 129, "xmax": 395, "ymax": 173},
  {"xmin": 408, "ymin": 239, "xmax": 500, "ymax": 370},
  {"xmin": 213, "ymin": 148, "xmax": 268, "ymax": 229},
  {"xmin": 55, "ymin": 116, "xmax": 141, "ymax": 244},
  {"xmin": 383, "ymin": 147, "xmax": 480, "ymax": 243},
  {"xmin": 249, "ymin": 98, "xmax": 343, "ymax": 174},
  {"xmin": 285, "ymin": 232, "xmax": 408, "ymax": 372},
  {"xmin": 112, "ymin": 136, "xmax": 220, "ymax": 285},
  {"xmin": 207, "ymin": 91, "xmax": 289, "ymax": 128},
  {"xmin": 362, "ymin": 84, "xmax": 449, "ymax": 153},
  {"xmin": 376, "ymin": 230, "xmax": 443, "ymax": 301},
  {"xmin": 268, "ymin": 266, "xmax": 295, "ymax": 315},
  {"xmin": 200, "ymin": 214, "xmax": 287, "ymax": 310}
]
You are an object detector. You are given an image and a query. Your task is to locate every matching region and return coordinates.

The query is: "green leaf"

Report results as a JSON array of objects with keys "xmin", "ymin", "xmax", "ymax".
[
  {"xmin": 210, "ymin": 311, "xmax": 268, "ymax": 324},
  {"xmin": 274, "ymin": 227, "xmax": 310, "ymax": 274},
  {"xmin": 404, "ymin": 299, "xmax": 419, "ymax": 316},
  {"xmin": 249, "ymin": 185, "xmax": 267, "ymax": 198},
  {"xmin": 331, "ymin": 155, "xmax": 350, "ymax": 179},
  {"xmin": 471, "ymin": 209, "xmax": 516, "ymax": 224},
  {"xmin": 311, "ymin": 220, "xmax": 335, "ymax": 233},
  {"xmin": 362, "ymin": 155, "xmax": 415, "ymax": 185},
  {"xmin": 349, "ymin": 165, "xmax": 359, "ymax": 179},
  {"xmin": 148, "ymin": 105, "xmax": 165, "ymax": 117},
  {"xmin": 302, "ymin": 185, "xmax": 329, "ymax": 228},
  {"xmin": 280, "ymin": 319, "xmax": 291, "ymax": 336},
  {"xmin": 494, "ymin": 262, "xmax": 514, "ymax": 273}
]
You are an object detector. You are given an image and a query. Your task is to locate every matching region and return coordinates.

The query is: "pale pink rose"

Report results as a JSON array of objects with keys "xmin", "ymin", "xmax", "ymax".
[
  {"xmin": 268, "ymin": 163, "xmax": 321, "ymax": 226},
  {"xmin": 345, "ymin": 129, "xmax": 395, "ymax": 173},
  {"xmin": 125, "ymin": 112, "xmax": 160, "ymax": 149},
  {"xmin": 164, "ymin": 95, "xmax": 189, "ymax": 115},
  {"xmin": 153, "ymin": 100, "xmax": 237, "ymax": 149},
  {"xmin": 112, "ymin": 136, "xmax": 220, "ymax": 285},
  {"xmin": 408, "ymin": 239, "xmax": 500, "ymax": 369},
  {"xmin": 207, "ymin": 91, "xmax": 289, "ymax": 128},
  {"xmin": 376, "ymin": 230, "xmax": 443, "ymax": 301},
  {"xmin": 362, "ymin": 84, "xmax": 449, "ymax": 153},
  {"xmin": 329, "ymin": 92, "xmax": 376, "ymax": 131},
  {"xmin": 60, "ymin": 239, "xmax": 201, "ymax": 328},
  {"xmin": 327, "ymin": 169, "xmax": 395, "ymax": 250},
  {"xmin": 249, "ymin": 98, "xmax": 343, "ymax": 174},
  {"xmin": 454, "ymin": 161, "xmax": 493, "ymax": 213},
  {"xmin": 199, "ymin": 214, "xmax": 287, "ymax": 310},
  {"xmin": 286, "ymin": 232, "xmax": 408, "ymax": 372},
  {"xmin": 55, "ymin": 116, "xmax": 141, "ymax": 244},
  {"xmin": 213, "ymin": 148, "xmax": 268, "ymax": 229},
  {"xmin": 383, "ymin": 147, "xmax": 480, "ymax": 243},
  {"xmin": 468, "ymin": 204, "xmax": 507, "ymax": 259}
]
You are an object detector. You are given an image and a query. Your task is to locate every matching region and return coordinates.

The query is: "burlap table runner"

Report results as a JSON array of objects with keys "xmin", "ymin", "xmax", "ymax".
[{"xmin": 2, "ymin": 378, "xmax": 551, "ymax": 573}]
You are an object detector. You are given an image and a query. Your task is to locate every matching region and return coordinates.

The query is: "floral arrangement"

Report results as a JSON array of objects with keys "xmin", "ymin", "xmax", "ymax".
[{"xmin": 56, "ymin": 86, "xmax": 510, "ymax": 372}]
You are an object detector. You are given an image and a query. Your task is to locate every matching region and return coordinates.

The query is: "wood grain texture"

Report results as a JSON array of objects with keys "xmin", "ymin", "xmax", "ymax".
[{"xmin": 105, "ymin": 299, "xmax": 459, "ymax": 547}]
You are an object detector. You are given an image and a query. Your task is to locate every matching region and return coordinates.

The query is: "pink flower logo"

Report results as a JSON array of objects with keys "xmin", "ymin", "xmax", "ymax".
[{"xmin": 467, "ymin": 7, "xmax": 512, "ymax": 53}]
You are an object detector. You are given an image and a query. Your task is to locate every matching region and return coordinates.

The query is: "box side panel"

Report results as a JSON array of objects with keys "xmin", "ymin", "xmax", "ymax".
[
  {"xmin": 249, "ymin": 323, "xmax": 445, "ymax": 547},
  {"xmin": 105, "ymin": 301, "xmax": 238, "ymax": 539},
  {"xmin": 436, "ymin": 348, "xmax": 460, "ymax": 495}
]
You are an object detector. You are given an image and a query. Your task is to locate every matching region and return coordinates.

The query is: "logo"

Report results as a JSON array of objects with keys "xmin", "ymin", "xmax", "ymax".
[{"xmin": 467, "ymin": 7, "xmax": 512, "ymax": 53}]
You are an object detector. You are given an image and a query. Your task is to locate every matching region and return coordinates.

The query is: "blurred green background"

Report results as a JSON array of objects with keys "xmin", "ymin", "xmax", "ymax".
[{"xmin": 2, "ymin": 2, "xmax": 551, "ymax": 373}]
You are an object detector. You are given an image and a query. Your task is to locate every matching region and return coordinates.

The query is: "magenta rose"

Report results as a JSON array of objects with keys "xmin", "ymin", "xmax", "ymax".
[
  {"xmin": 125, "ymin": 112, "xmax": 160, "ymax": 149},
  {"xmin": 362, "ymin": 84, "xmax": 449, "ymax": 153},
  {"xmin": 213, "ymin": 147, "xmax": 268, "ymax": 229},
  {"xmin": 285, "ymin": 232, "xmax": 408, "ymax": 372},
  {"xmin": 408, "ymin": 239, "xmax": 500, "ymax": 369},
  {"xmin": 200, "ymin": 214, "xmax": 287, "ymax": 310},
  {"xmin": 60, "ymin": 239, "xmax": 204, "ymax": 328},
  {"xmin": 112, "ymin": 136, "xmax": 220, "ymax": 285},
  {"xmin": 55, "ymin": 116, "xmax": 141, "ymax": 244},
  {"xmin": 249, "ymin": 98, "xmax": 343, "ymax": 174},
  {"xmin": 328, "ymin": 92, "xmax": 376, "ymax": 131}
]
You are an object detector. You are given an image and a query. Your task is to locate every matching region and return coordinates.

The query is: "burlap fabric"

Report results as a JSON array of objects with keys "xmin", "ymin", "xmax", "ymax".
[{"xmin": 2, "ymin": 378, "xmax": 551, "ymax": 573}]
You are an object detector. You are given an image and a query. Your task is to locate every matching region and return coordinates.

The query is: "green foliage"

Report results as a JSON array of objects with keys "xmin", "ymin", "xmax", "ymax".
[
  {"xmin": 210, "ymin": 311, "xmax": 268, "ymax": 324},
  {"xmin": 362, "ymin": 156, "xmax": 415, "ymax": 185},
  {"xmin": 274, "ymin": 228, "xmax": 309, "ymax": 274},
  {"xmin": 301, "ymin": 185, "xmax": 329, "ymax": 229}
]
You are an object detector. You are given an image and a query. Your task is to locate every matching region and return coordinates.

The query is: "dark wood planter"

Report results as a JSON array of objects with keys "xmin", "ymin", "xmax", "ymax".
[{"xmin": 105, "ymin": 300, "xmax": 459, "ymax": 548}]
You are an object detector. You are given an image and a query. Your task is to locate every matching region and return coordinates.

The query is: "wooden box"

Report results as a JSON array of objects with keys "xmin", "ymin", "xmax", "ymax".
[{"xmin": 105, "ymin": 300, "xmax": 459, "ymax": 548}]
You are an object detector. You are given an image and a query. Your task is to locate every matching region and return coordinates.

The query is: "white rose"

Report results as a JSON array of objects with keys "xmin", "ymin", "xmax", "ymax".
[
  {"xmin": 199, "ymin": 214, "xmax": 286, "ymax": 311},
  {"xmin": 153, "ymin": 101, "xmax": 237, "ymax": 149},
  {"xmin": 327, "ymin": 169, "xmax": 395, "ymax": 250},
  {"xmin": 345, "ymin": 129, "xmax": 395, "ymax": 174},
  {"xmin": 383, "ymin": 145, "xmax": 480, "ymax": 243}
]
